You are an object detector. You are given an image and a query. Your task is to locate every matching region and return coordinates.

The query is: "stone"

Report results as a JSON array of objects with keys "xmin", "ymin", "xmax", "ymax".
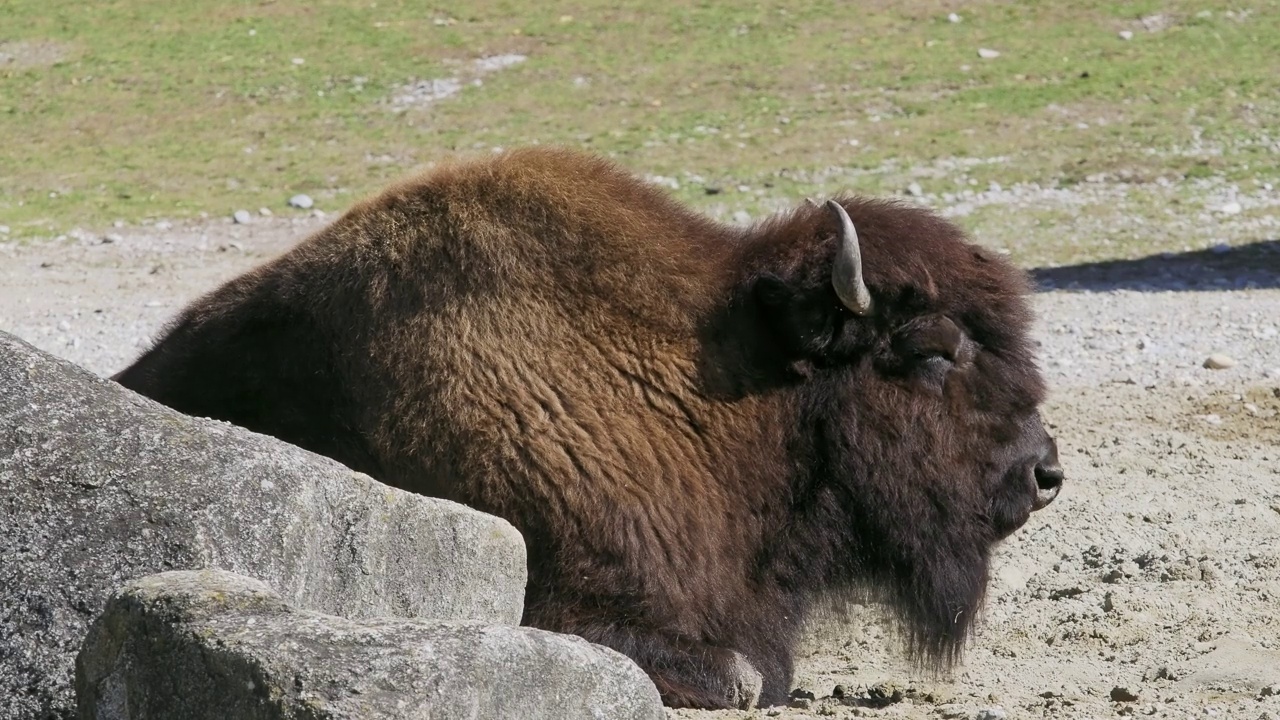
[
  {"xmin": 288, "ymin": 193, "xmax": 314, "ymax": 209},
  {"xmin": 1119, "ymin": 30, "xmax": 1134, "ymax": 40},
  {"xmin": 76, "ymin": 569, "xmax": 663, "ymax": 720},
  {"xmin": 976, "ymin": 708, "xmax": 1007, "ymax": 720},
  {"xmin": 978, "ymin": 48, "xmax": 1001, "ymax": 59},
  {"xmin": 1202, "ymin": 353, "xmax": 1237, "ymax": 370},
  {"xmin": 1110, "ymin": 686, "xmax": 1140, "ymax": 702},
  {"xmin": 1175, "ymin": 637, "xmax": 1280, "ymax": 695},
  {"xmin": 232, "ymin": 209, "xmax": 252, "ymax": 224},
  {"xmin": 0, "ymin": 330, "xmax": 526, "ymax": 720}
]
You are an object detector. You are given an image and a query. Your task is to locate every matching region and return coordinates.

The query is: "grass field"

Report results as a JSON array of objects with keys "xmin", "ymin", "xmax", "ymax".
[{"xmin": 2, "ymin": 0, "xmax": 1278, "ymax": 259}]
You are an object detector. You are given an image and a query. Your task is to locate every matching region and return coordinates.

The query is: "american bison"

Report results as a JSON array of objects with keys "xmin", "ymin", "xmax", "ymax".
[{"xmin": 113, "ymin": 147, "xmax": 1063, "ymax": 709}]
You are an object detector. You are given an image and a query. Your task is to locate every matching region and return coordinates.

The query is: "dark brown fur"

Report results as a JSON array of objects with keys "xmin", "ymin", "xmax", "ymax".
[{"xmin": 113, "ymin": 147, "xmax": 1062, "ymax": 709}]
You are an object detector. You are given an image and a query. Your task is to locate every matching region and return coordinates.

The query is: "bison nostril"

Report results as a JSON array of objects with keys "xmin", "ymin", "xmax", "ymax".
[{"xmin": 1034, "ymin": 462, "xmax": 1064, "ymax": 491}]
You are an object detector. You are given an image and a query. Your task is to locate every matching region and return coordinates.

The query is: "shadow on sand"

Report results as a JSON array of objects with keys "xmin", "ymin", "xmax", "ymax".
[{"xmin": 1030, "ymin": 239, "xmax": 1280, "ymax": 292}]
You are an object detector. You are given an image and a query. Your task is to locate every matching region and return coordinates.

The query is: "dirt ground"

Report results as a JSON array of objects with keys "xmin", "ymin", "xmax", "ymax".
[{"xmin": 1, "ymin": 208, "xmax": 1278, "ymax": 720}]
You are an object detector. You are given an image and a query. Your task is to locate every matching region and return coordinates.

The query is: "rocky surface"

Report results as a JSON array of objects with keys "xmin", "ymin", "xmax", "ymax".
[
  {"xmin": 1, "ymin": 193, "xmax": 1278, "ymax": 719},
  {"xmin": 0, "ymin": 330, "xmax": 526, "ymax": 719},
  {"xmin": 76, "ymin": 569, "xmax": 664, "ymax": 720}
]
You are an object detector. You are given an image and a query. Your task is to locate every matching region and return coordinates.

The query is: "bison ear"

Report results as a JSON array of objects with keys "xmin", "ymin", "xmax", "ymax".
[{"xmin": 753, "ymin": 273, "xmax": 840, "ymax": 360}]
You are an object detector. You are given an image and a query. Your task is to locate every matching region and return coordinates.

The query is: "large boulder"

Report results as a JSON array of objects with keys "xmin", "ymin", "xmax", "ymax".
[
  {"xmin": 0, "ymin": 331, "xmax": 527, "ymax": 719},
  {"xmin": 76, "ymin": 569, "xmax": 664, "ymax": 719}
]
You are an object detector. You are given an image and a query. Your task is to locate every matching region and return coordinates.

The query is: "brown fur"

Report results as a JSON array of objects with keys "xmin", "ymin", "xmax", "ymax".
[{"xmin": 114, "ymin": 147, "xmax": 1062, "ymax": 709}]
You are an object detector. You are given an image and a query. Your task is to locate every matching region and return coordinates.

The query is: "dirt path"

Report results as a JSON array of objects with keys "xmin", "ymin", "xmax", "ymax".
[{"xmin": 2, "ymin": 214, "xmax": 1278, "ymax": 720}]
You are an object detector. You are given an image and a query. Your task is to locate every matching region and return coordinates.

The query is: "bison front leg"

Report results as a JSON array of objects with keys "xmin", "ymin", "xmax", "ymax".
[
  {"xmin": 540, "ymin": 612, "xmax": 765, "ymax": 709},
  {"xmin": 644, "ymin": 643, "xmax": 763, "ymax": 710}
]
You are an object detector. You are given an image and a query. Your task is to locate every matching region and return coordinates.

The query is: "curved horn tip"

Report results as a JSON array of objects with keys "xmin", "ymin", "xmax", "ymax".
[{"xmin": 825, "ymin": 200, "xmax": 874, "ymax": 316}]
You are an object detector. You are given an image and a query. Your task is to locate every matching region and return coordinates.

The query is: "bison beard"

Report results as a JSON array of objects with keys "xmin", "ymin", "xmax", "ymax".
[{"xmin": 113, "ymin": 147, "xmax": 1063, "ymax": 709}]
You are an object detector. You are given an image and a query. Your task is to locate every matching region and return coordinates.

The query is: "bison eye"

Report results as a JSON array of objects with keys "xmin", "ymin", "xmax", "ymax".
[
  {"xmin": 916, "ymin": 353, "xmax": 953, "ymax": 392},
  {"xmin": 893, "ymin": 316, "xmax": 967, "ymax": 392}
]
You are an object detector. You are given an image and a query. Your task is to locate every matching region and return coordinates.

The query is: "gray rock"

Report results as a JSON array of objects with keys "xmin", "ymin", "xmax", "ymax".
[
  {"xmin": 1110, "ymin": 686, "xmax": 1140, "ymax": 702},
  {"xmin": 232, "ymin": 209, "xmax": 252, "ymax": 224},
  {"xmin": 0, "ymin": 330, "xmax": 526, "ymax": 720},
  {"xmin": 1202, "ymin": 353, "xmax": 1237, "ymax": 370},
  {"xmin": 287, "ymin": 193, "xmax": 314, "ymax": 209},
  {"xmin": 76, "ymin": 569, "xmax": 664, "ymax": 720},
  {"xmin": 975, "ymin": 708, "xmax": 1007, "ymax": 720},
  {"xmin": 1174, "ymin": 637, "xmax": 1280, "ymax": 695}
]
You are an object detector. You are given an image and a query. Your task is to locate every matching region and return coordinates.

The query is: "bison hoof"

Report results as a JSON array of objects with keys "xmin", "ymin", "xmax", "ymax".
[{"xmin": 723, "ymin": 650, "xmax": 764, "ymax": 709}]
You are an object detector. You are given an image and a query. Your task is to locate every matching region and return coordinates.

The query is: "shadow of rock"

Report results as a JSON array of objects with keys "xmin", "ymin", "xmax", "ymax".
[{"xmin": 1031, "ymin": 240, "xmax": 1280, "ymax": 292}]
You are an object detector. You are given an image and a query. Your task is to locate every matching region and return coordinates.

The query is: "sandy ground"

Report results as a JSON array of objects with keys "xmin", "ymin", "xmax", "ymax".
[{"xmin": 1, "ymin": 209, "xmax": 1278, "ymax": 720}]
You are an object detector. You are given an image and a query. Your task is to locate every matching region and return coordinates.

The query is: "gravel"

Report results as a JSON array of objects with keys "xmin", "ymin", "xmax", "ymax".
[{"xmin": 0, "ymin": 180, "xmax": 1277, "ymax": 720}]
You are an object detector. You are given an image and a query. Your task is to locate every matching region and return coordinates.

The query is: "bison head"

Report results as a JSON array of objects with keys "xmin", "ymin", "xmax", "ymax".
[{"xmin": 743, "ymin": 198, "xmax": 1062, "ymax": 666}]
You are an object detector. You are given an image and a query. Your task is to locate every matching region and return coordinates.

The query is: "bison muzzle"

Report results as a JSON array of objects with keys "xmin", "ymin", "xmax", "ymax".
[{"xmin": 113, "ymin": 147, "xmax": 1063, "ymax": 709}]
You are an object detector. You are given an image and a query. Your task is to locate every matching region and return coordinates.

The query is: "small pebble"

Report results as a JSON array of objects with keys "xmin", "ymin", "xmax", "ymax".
[
  {"xmin": 937, "ymin": 704, "xmax": 968, "ymax": 719},
  {"xmin": 1119, "ymin": 30, "xmax": 1134, "ymax": 40},
  {"xmin": 258, "ymin": 207, "xmax": 272, "ymax": 217},
  {"xmin": 288, "ymin": 194, "xmax": 314, "ymax": 209},
  {"xmin": 1202, "ymin": 354, "xmax": 1236, "ymax": 370},
  {"xmin": 232, "ymin": 209, "xmax": 252, "ymax": 224},
  {"xmin": 102, "ymin": 233, "xmax": 123, "ymax": 244},
  {"xmin": 978, "ymin": 48, "xmax": 1001, "ymax": 59},
  {"xmin": 948, "ymin": 12, "xmax": 962, "ymax": 22},
  {"xmin": 976, "ymin": 708, "xmax": 1007, "ymax": 720},
  {"xmin": 1218, "ymin": 201, "xmax": 1242, "ymax": 215},
  {"xmin": 0, "ymin": 225, "xmax": 10, "ymax": 234},
  {"xmin": 907, "ymin": 182, "xmax": 923, "ymax": 197},
  {"xmin": 733, "ymin": 210, "xmax": 752, "ymax": 224}
]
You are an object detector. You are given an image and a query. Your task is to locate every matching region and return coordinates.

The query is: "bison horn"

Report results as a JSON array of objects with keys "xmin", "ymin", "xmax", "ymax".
[{"xmin": 825, "ymin": 200, "xmax": 873, "ymax": 316}]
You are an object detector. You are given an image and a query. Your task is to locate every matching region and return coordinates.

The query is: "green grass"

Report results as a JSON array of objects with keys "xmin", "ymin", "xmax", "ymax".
[{"xmin": 2, "ymin": 0, "xmax": 1278, "ymax": 249}]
